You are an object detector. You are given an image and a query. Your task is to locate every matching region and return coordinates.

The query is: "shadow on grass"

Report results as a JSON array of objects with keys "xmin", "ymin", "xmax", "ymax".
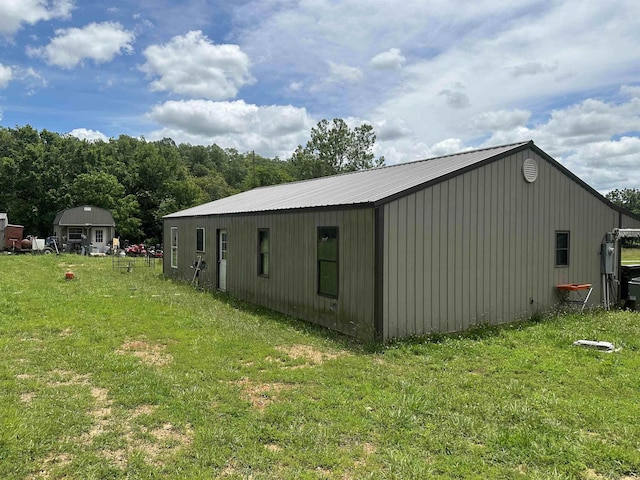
[
  {"xmin": 376, "ymin": 307, "xmax": 592, "ymax": 352},
  {"xmin": 165, "ymin": 273, "xmax": 606, "ymax": 355},
  {"xmin": 187, "ymin": 283, "xmax": 368, "ymax": 354}
]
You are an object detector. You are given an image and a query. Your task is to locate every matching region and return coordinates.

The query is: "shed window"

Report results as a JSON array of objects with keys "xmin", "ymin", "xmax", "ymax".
[
  {"xmin": 317, "ymin": 227, "xmax": 338, "ymax": 298},
  {"xmin": 95, "ymin": 229, "xmax": 103, "ymax": 243},
  {"xmin": 258, "ymin": 229, "xmax": 270, "ymax": 277},
  {"xmin": 196, "ymin": 227, "xmax": 205, "ymax": 253},
  {"xmin": 170, "ymin": 226, "xmax": 178, "ymax": 269},
  {"xmin": 555, "ymin": 231, "xmax": 570, "ymax": 267},
  {"xmin": 68, "ymin": 227, "xmax": 82, "ymax": 241}
]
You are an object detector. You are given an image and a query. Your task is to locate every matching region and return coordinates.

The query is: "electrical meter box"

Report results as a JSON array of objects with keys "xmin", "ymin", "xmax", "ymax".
[{"xmin": 601, "ymin": 241, "xmax": 615, "ymax": 274}]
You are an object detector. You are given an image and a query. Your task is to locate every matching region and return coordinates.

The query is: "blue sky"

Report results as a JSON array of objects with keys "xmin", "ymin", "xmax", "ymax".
[{"xmin": 1, "ymin": 0, "xmax": 639, "ymax": 192}]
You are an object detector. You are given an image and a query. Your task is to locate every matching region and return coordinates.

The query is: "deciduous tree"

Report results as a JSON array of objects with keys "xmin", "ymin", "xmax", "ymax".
[
  {"xmin": 606, "ymin": 188, "xmax": 640, "ymax": 216},
  {"xmin": 289, "ymin": 118, "xmax": 384, "ymax": 180}
]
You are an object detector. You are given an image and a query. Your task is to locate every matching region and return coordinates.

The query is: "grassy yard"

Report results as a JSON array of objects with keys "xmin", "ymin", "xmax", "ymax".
[
  {"xmin": 622, "ymin": 248, "xmax": 640, "ymax": 265},
  {"xmin": 1, "ymin": 255, "xmax": 639, "ymax": 479}
]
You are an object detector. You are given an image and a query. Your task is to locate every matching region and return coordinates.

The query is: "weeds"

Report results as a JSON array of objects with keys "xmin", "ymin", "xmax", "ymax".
[{"xmin": 1, "ymin": 255, "xmax": 639, "ymax": 478}]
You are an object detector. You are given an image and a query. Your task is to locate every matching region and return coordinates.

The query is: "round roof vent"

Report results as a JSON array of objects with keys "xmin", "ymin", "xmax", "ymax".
[{"xmin": 522, "ymin": 158, "xmax": 538, "ymax": 183}]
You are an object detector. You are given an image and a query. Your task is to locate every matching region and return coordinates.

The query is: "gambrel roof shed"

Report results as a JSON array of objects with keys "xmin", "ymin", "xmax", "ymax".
[
  {"xmin": 53, "ymin": 205, "xmax": 115, "ymax": 227},
  {"xmin": 164, "ymin": 141, "xmax": 640, "ymax": 341},
  {"xmin": 53, "ymin": 205, "xmax": 116, "ymax": 254}
]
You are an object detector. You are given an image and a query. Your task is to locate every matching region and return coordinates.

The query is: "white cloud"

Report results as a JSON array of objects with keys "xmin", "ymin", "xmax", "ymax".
[
  {"xmin": 28, "ymin": 22, "xmax": 134, "ymax": 68},
  {"xmin": 141, "ymin": 31, "xmax": 253, "ymax": 100},
  {"xmin": 544, "ymin": 98, "xmax": 639, "ymax": 143},
  {"xmin": 147, "ymin": 99, "xmax": 315, "ymax": 158},
  {"xmin": 288, "ymin": 81, "xmax": 303, "ymax": 92},
  {"xmin": 428, "ymin": 138, "xmax": 469, "ymax": 157},
  {"xmin": 508, "ymin": 61, "xmax": 558, "ymax": 78},
  {"xmin": 327, "ymin": 61, "xmax": 363, "ymax": 83},
  {"xmin": 374, "ymin": 118, "xmax": 411, "ymax": 141},
  {"xmin": 369, "ymin": 48, "xmax": 405, "ymax": 70},
  {"xmin": 439, "ymin": 90, "xmax": 470, "ymax": 110},
  {"xmin": 14, "ymin": 66, "xmax": 47, "ymax": 94},
  {"xmin": 0, "ymin": 0, "xmax": 74, "ymax": 35},
  {"xmin": 560, "ymin": 137, "xmax": 640, "ymax": 191},
  {"xmin": 0, "ymin": 64, "xmax": 12, "ymax": 88},
  {"xmin": 470, "ymin": 109, "xmax": 532, "ymax": 133},
  {"xmin": 620, "ymin": 85, "xmax": 640, "ymax": 98},
  {"xmin": 67, "ymin": 128, "xmax": 108, "ymax": 142}
]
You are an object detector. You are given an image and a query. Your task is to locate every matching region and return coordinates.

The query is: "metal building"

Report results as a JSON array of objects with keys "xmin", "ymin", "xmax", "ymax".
[
  {"xmin": 53, "ymin": 205, "xmax": 116, "ymax": 254},
  {"xmin": 163, "ymin": 141, "xmax": 640, "ymax": 341}
]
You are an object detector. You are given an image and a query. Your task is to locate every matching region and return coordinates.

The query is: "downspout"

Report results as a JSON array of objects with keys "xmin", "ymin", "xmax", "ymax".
[{"xmin": 374, "ymin": 206, "xmax": 384, "ymax": 342}]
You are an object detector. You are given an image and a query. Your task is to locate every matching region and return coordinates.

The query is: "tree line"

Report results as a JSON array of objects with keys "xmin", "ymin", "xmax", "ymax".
[{"xmin": 0, "ymin": 119, "xmax": 384, "ymax": 244}]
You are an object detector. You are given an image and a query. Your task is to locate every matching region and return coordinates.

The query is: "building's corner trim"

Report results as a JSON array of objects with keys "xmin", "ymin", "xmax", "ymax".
[{"xmin": 374, "ymin": 206, "xmax": 384, "ymax": 342}]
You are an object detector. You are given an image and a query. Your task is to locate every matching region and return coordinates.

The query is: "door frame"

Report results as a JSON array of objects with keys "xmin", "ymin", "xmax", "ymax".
[{"xmin": 217, "ymin": 229, "xmax": 227, "ymax": 291}]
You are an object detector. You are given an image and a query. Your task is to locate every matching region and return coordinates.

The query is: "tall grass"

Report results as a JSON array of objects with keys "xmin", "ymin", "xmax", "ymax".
[{"xmin": 1, "ymin": 255, "xmax": 639, "ymax": 479}]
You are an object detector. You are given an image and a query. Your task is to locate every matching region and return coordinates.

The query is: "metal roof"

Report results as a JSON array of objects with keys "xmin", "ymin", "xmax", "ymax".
[
  {"xmin": 53, "ymin": 205, "xmax": 115, "ymax": 226},
  {"xmin": 165, "ymin": 141, "xmax": 530, "ymax": 218}
]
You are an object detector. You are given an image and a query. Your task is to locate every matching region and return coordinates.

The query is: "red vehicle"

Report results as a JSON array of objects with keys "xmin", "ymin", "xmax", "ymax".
[{"xmin": 125, "ymin": 243, "xmax": 147, "ymax": 256}]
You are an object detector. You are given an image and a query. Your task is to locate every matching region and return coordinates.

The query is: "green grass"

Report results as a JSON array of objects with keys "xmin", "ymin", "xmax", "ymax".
[
  {"xmin": 1, "ymin": 255, "xmax": 640, "ymax": 479},
  {"xmin": 622, "ymin": 248, "xmax": 640, "ymax": 265}
]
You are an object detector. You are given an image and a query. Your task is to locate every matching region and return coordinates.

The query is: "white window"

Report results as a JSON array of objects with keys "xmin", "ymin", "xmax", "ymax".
[
  {"xmin": 171, "ymin": 227, "xmax": 178, "ymax": 269},
  {"xmin": 95, "ymin": 229, "xmax": 103, "ymax": 243}
]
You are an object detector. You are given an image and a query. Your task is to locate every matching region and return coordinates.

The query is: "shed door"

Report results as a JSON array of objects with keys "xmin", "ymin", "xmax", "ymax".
[
  {"xmin": 218, "ymin": 229, "xmax": 227, "ymax": 291},
  {"xmin": 93, "ymin": 229, "xmax": 105, "ymax": 252}
]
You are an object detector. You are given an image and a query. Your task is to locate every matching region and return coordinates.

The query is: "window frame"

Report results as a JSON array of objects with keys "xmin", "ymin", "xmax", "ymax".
[
  {"xmin": 317, "ymin": 226, "xmax": 339, "ymax": 298},
  {"xmin": 555, "ymin": 230, "xmax": 570, "ymax": 267},
  {"xmin": 94, "ymin": 229, "xmax": 103, "ymax": 243},
  {"xmin": 196, "ymin": 227, "xmax": 205, "ymax": 253},
  {"xmin": 257, "ymin": 228, "xmax": 270, "ymax": 277},
  {"xmin": 170, "ymin": 226, "xmax": 178, "ymax": 269},
  {"xmin": 68, "ymin": 227, "xmax": 83, "ymax": 241}
]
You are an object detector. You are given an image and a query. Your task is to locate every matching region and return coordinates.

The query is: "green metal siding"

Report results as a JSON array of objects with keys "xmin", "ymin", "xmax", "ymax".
[
  {"xmin": 163, "ymin": 208, "xmax": 376, "ymax": 340},
  {"xmin": 382, "ymin": 148, "xmax": 621, "ymax": 341}
]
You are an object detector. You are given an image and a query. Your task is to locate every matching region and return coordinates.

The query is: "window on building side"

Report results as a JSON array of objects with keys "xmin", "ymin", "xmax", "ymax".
[
  {"xmin": 555, "ymin": 231, "xmax": 570, "ymax": 267},
  {"xmin": 258, "ymin": 229, "xmax": 270, "ymax": 277},
  {"xmin": 171, "ymin": 226, "xmax": 178, "ymax": 269},
  {"xmin": 196, "ymin": 227, "xmax": 205, "ymax": 253},
  {"xmin": 317, "ymin": 227, "xmax": 338, "ymax": 298},
  {"xmin": 68, "ymin": 227, "xmax": 82, "ymax": 241},
  {"xmin": 95, "ymin": 229, "xmax": 103, "ymax": 243}
]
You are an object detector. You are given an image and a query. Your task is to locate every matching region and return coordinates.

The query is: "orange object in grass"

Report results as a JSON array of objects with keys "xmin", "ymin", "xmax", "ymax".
[{"xmin": 65, "ymin": 271, "xmax": 75, "ymax": 280}]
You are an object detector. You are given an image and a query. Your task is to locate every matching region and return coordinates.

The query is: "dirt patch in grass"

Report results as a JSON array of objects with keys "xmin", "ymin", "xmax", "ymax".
[
  {"xmin": 116, "ymin": 339, "xmax": 173, "ymax": 367},
  {"xmin": 130, "ymin": 404, "xmax": 158, "ymax": 418},
  {"xmin": 583, "ymin": 469, "xmax": 605, "ymax": 479},
  {"xmin": 273, "ymin": 344, "xmax": 347, "ymax": 368},
  {"xmin": 27, "ymin": 453, "xmax": 73, "ymax": 479},
  {"xmin": 47, "ymin": 369, "xmax": 92, "ymax": 387},
  {"xmin": 80, "ymin": 384, "xmax": 191, "ymax": 468},
  {"xmin": 25, "ymin": 368, "xmax": 191, "ymax": 474},
  {"xmin": 58, "ymin": 328, "xmax": 73, "ymax": 337},
  {"xmin": 220, "ymin": 460, "xmax": 239, "ymax": 477},
  {"xmin": 234, "ymin": 377, "xmax": 294, "ymax": 412},
  {"xmin": 20, "ymin": 392, "xmax": 36, "ymax": 403},
  {"xmin": 340, "ymin": 440, "xmax": 376, "ymax": 472},
  {"xmin": 99, "ymin": 421, "xmax": 194, "ymax": 469}
]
